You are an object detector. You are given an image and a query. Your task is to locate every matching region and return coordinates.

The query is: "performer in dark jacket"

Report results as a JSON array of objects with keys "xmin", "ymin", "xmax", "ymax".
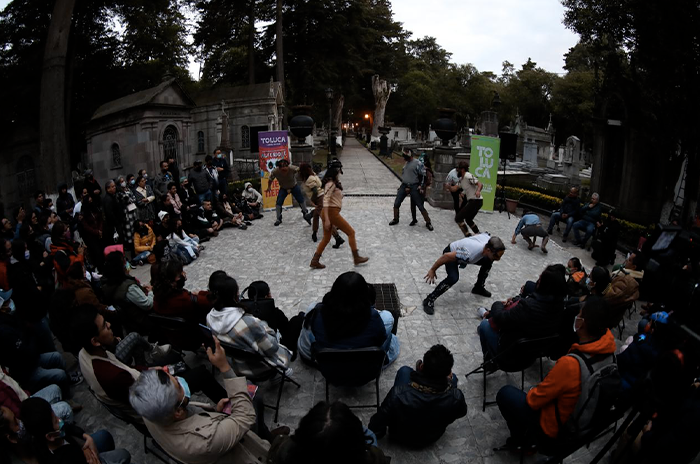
[{"xmin": 368, "ymin": 344, "xmax": 467, "ymax": 447}]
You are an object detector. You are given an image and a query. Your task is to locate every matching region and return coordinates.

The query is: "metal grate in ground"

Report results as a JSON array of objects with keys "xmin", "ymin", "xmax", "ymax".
[{"xmin": 371, "ymin": 283, "xmax": 400, "ymax": 334}]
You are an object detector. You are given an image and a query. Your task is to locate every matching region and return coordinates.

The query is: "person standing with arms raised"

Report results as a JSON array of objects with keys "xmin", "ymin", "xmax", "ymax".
[
  {"xmin": 266, "ymin": 159, "xmax": 311, "ymax": 227},
  {"xmin": 310, "ymin": 167, "xmax": 368, "ymax": 269}
]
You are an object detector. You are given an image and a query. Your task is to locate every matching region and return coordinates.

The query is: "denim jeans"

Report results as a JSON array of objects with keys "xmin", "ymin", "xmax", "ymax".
[
  {"xmin": 31, "ymin": 384, "xmax": 73, "ymax": 422},
  {"xmin": 276, "ymin": 184, "xmax": 307, "ymax": 212},
  {"xmin": 90, "ymin": 429, "xmax": 132, "ymax": 464},
  {"xmin": 496, "ymin": 384, "xmax": 541, "ymax": 446},
  {"xmin": 477, "ymin": 319, "xmax": 500, "ymax": 362},
  {"xmin": 26, "ymin": 352, "xmax": 69, "ymax": 397},
  {"xmin": 394, "ymin": 183, "xmax": 426, "ymax": 213},
  {"xmin": 573, "ymin": 220, "xmax": 596, "ymax": 245},
  {"xmin": 378, "ymin": 310, "xmax": 400, "ymax": 368},
  {"xmin": 548, "ymin": 212, "xmax": 575, "ymax": 237},
  {"xmin": 131, "ymin": 250, "xmax": 151, "ymax": 264},
  {"xmin": 197, "ymin": 191, "xmax": 212, "ymax": 204}
]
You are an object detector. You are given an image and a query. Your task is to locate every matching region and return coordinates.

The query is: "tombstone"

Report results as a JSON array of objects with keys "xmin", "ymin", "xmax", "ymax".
[
  {"xmin": 562, "ymin": 135, "xmax": 581, "ymax": 179},
  {"xmin": 523, "ymin": 140, "xmax": 538, "ymax": 166}
]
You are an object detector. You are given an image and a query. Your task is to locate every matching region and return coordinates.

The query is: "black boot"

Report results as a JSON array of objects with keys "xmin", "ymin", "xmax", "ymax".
[
  {"xmin": 332, "ymin": 234, "xmax": 345, "ymax": 249},
  {"xmin": 389, "ymin": 207, "xmax": 400, "ymax": 226},
  {"xmin": 422, "ymin": 281, "xmax": 452, "ymax": 315}
]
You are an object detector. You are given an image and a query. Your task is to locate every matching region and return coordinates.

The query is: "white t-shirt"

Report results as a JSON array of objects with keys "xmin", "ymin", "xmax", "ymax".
[
  {"xmin": 459, "ymin": 172, "xmax": 480, "ymax": 200},
  {"xmin": 450, "ymin": 233, "xmax": 490, "ymax": 264},
  {"xmin": 445, "ymin": 168, "xmax": 460, "ymax": 186}
]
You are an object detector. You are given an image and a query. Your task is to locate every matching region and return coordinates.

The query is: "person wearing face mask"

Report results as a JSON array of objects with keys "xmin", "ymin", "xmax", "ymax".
[
  {"xmin": 72, "ymin": 305, "xmax": 224, "ymax": 423},
  {"xmin": 16, "ymin": 397, "xmax": 132, "ymax": 464},
  {"xmin": 152, "ymin": 259, "xmax": 212, "ymax": 323},
  {"xmin": 495, "ymin": 297, "xmax": 617, "ymax": 454},
  {"xmin": 565, "ymin": 257, "xmax": 588, "ymax": 298},
  {"xmin": 241, "ymin": 181, "xmax": 263, "ymax": 218},
  {"xmin": 129, "ymin": 334, "xmax": 273, "ymax": 464}
]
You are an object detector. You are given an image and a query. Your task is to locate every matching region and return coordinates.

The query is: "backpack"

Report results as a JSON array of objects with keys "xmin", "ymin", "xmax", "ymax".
[{"xmin": 556, "ymin": 350, "xmax": 622, "ymax": 440}]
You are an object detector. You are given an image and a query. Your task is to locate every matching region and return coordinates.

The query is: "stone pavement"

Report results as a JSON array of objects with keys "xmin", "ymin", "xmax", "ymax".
[{"xmin": 69, "ymin": 138, "xmax": 641, "ymax": 464}]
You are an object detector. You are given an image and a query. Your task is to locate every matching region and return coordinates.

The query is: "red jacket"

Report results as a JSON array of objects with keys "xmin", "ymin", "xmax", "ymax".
[
  {"xmin": 526, "ymin": 330, "xmax": 617, "ymax": 438},
  {"xmin": 154, "ymin": 289, "xmax": 212, "ymax": 324}
]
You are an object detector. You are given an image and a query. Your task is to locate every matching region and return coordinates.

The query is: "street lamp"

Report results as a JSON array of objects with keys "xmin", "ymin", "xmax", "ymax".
[{"xmin": 325, "ymin": 88, "xmax": 333, "ymax": 166}]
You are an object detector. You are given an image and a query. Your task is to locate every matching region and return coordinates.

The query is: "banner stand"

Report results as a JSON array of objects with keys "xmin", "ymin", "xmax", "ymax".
[
  {"xmin": 469, "ymin": 135, "xmax": 501, "ymax": 212},
  {"xmin": 258, "ymin": 131, "xmax": 293, "ymax": 210}
]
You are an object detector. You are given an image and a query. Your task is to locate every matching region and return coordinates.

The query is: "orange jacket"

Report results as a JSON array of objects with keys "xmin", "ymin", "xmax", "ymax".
[{"xmin": 526, "ymin": 329, "xmax": 617, "ymax": 438}]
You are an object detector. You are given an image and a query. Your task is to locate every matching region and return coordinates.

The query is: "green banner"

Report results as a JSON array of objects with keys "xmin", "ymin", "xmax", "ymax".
[{"xmin": 469, "ymin": 135, "xmax": 501, "ymax": 211}]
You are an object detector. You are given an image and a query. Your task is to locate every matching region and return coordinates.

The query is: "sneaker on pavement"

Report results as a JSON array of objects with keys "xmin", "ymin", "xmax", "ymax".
[
  {"xmin": 69, "ymin": 370, "xmax": 84, "ymax": 386},
  {"xmin": 471, "ymin": 286, "xmax": 492, "ymax": 298},
  {"xmin": 422, "ymin": 298, "xmax": 435, "ymax": 315},
  {"xmin": 477, "ymin": 307, "xmax": 488, "ymax": 319},
  {"xmin": 274, "ymin": 219, "xmax": 282, "ymax": 226}
]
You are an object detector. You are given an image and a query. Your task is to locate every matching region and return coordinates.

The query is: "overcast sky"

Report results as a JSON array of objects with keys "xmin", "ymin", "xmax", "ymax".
[{"xmin": 0, "ymin": 0, "xmax": 580, "ymax": 76}]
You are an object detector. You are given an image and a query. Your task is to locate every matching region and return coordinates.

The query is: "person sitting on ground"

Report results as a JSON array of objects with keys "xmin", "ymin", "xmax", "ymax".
[
  {"xmin": 477, "ymin": 265, "xmax": 567, "ymax": 366},
  {"xmin": 206, "ymin": 275, "xmax": 293, "ymax": 378},
  {"xmin": 241, "ymin": 181, "xmax": 263, "ymax": 219},
  {"xmin": 565, "ymin": 257, "xmax": 587, "ymax": 298},
  {"xmin": 167, "ymin": 217, "xmax": 201, "ymax": 263},
  {"xmin": 297, "ymin": 271, "xmax": 398, "ymax": 367},
  {"xmin": 1, "ymin": 367, "xmax": 75, "ymax": 424},
  {"xmin": 546, "ymin": 187, "xmax": 581, "ymax": 241},
  {"xmin": 129, "ymin": 336, "xmax": 269, "ymax": 464},
  {"xmin": 152, "ymin": 259, "xmax": 211, "ymax": 323},
  {"xmin": 240, "ymin": 280, "xmax": 305, "ymax": 359},
  {"xmin": 101, "ymin": 251, "xmax": 153, "ymax": 334},
  {"xmin": 15, "ymin": 397, "xmax": 132, "ymax": 464},
  {"xmin": 132, "ymin": 219, "xmax": 156, "ymax": 265},
  {"xmin": 201, "ymin": 199, "xmax": 223, "ymax": 232},
  {"xmin": 216, "ymin": 193, "xmax": 249, "ymax": 229},
  {"xmin": 72, "ymin": 305, "xmax": 222, "ymax": 421},
  {"xmin": 495, "ymin": 297, "xmax": 617, "ymax": 453},
  {"xmin": 572, "ymin": 192, "xmax": 603, "ymax": 249},
  {"xmin": 368, "ymin": 344, "xmax": 467, "ymax": 448},
  {"xmin": 268, "ymin": 400, "xmax": 390, "ymax": 464},
  {"xmin": 190, "ymin": 200, "xmax": 219, "ymax": 239},
  {"xmin": 511, "ymin": 210, "xmax": 549, "ymax": 253},
  {"xmin": 592, "ymin": 209, "xmax": 621, "ymax": 266}
]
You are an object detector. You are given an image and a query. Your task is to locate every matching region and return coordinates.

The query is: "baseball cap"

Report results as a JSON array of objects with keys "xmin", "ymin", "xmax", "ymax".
[
  {"xmin": 158, "ymin": 211, "xmax": 169, "ymax": 221},
  {"xmin": 179, "ymin": 176, "xmax": 187, "ymax": 183}
]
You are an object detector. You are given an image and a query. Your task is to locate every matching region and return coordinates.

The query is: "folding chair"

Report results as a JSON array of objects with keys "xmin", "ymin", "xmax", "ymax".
[
  {"xmin": 466, "ymin": 334, "xmax": 561, "ymax": 411},
  {"xmin": 314, "ymin": 346, "xmax": 387, "ymax": 410},
  {"xmin": 148, "ymin": 313, "xmax": 203, "ymax": 353},
  {"xmin": 87, "ymin": 387, "xmax": 184, "ymax": 464},
  {"xmin": 219, "ymin": 340, "xmax": 300, "ymax": 422}
]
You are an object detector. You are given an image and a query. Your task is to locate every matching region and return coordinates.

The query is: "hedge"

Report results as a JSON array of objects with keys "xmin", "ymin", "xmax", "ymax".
[{"xmin": 497, "ymin": 185, "xmax": 651, "ymax": 250}]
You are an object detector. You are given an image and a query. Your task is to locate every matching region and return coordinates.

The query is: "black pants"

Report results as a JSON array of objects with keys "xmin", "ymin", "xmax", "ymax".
[
  {"xmin": 455, "ymin": 198, "xmax": 483, "ymax": 230},
  {"xmin": 426, "ymin": 245, "xmax": 492, "ymax": 302}
]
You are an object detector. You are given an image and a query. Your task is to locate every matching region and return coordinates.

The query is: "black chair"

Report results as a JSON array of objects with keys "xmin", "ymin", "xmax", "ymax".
[
  {"xmin": 87, "ymin": 386, "xmax": 184, "ymax": 464},
  {"xmin": 148, "ymin": 313, "xmax": 203, "ymax": 353},
  {"xmin": 219, "ymin": 340, "xmax": 300, "ymax": 422},
  {"xmin": 314, "ymin": 346, "xmax": 386, "ymax": 410},
  {"xmin": 607, "ymin": 302, "xmax": 635, "ymax": 340},
  {"xmin": 466, "ymin": 334, "xmax": 561, "ymax": 411}
]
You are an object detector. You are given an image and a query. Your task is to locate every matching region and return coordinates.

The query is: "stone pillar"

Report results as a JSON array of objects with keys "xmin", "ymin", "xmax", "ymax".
[
  {"xmin": 291, "ymin": 144, "xmax": 313, "ymax": 167},
  {"xmin": 480, "ymin": 110, "xmax": 499, "ymax": 137},
  {"xmin": 428, "ymin": 146, "xmax": 459, "ymax": 209}
]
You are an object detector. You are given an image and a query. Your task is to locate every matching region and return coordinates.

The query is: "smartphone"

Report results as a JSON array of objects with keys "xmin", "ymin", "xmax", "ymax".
[{"xmin": 199, "ymin": 324, "xmax": 216, "ymax": 353}]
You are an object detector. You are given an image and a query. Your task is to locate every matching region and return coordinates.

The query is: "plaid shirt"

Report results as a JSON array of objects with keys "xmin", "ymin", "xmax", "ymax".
[{"xmin": 208, "ymin": 310, "xmax": 291, "ymax": 378}]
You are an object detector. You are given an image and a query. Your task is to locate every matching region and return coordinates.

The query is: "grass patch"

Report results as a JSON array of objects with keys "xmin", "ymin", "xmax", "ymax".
[{"xmin": 372, "ymin": 150, "xmax": 404, "ymax": 176}]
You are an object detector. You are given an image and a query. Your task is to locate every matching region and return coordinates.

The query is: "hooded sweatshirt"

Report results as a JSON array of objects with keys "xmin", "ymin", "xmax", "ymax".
[
  {"xmin": 526, "ymin": 329, "xmax": 617, "ymax": 438},
  {"xmin": 206, "ymin": 306, "xmax": 291, "ymax": 377}
]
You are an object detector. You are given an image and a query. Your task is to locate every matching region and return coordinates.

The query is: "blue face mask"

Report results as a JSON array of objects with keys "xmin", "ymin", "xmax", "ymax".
[
  {"xmin": 7, "ymin": 299, "xmax": 15, "ymax": 315},
  {"xmin": 24, "ymin": 250, "xmax": 30, "ymax": 260},
  {"xmin": 176, "ymin": 376, "xmax": 191, "ymax": 403},
  {"xmin": 48, "ymin": 418, "xmax": 66, "ymax": 439},
  {"xmin": 130, "ymin": 179, "xmax": 136, "ymax": 185}
]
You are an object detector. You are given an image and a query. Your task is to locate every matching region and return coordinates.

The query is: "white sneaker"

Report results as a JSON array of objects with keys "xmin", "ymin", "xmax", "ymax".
[
  {"xmin": 150, "ymin": 344, "xmax": 172, "ymax": 361},
  {"xmin": 477, "ymin": 307, "xmax": 488, "ymax": 319}
]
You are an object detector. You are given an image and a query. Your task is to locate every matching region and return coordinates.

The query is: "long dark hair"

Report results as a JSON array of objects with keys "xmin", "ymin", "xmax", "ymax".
[
  {"xmin": 321, "ymin": 271, "xmax": 372, "ymax": 340},
  {"xmin": 289, "ymin": 401, "xmax": 369, "ymax": 464},
  {"xmin": 103, "ymin": 251, "xmax": 132, "ymax": 285},
  {"xmin": 299, "ymin": 163, "xmax": 314, "ymax": 181},
  {"xmin": 153, "ymin": 259, "xmax": 184, "ymax": 300},
  {"xmin": 322, "ymin": 167, "xmax": 342, "ymax": 191},
  {"xmin": 19, "ymin": 397, "xmax": 55, "ymax": 462}
]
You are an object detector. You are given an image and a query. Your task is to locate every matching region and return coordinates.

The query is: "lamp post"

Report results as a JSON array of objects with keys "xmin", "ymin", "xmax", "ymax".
[{"xmin": 325, "ymin": 88, "xmax": 333, "ymax": 166}]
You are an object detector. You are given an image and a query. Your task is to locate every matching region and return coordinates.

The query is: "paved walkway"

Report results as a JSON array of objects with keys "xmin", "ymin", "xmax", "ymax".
[{"xmin": 72, "ymin": 138, "xmax": 638, "ymax": 464}]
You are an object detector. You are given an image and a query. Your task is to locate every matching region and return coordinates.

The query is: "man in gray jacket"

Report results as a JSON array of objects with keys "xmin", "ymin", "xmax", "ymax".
[
  {"xmin": 188, "ymin": 160, "xmax": 214, "ymax": 203},
  {"xmin": 389, "ymin": 149, "xmax": 433, "ymax": 230}
]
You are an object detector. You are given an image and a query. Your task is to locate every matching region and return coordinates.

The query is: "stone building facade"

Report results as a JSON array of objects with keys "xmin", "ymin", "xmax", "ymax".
[{"xmin": 85, "ymin": 78, "xmax": 284, "ymax": 184}]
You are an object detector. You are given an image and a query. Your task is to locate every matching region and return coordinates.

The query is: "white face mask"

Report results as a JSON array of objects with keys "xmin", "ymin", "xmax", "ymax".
[{"xmin": 573, "ymin": 316, "xmax": 582, "ymax": 333}]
